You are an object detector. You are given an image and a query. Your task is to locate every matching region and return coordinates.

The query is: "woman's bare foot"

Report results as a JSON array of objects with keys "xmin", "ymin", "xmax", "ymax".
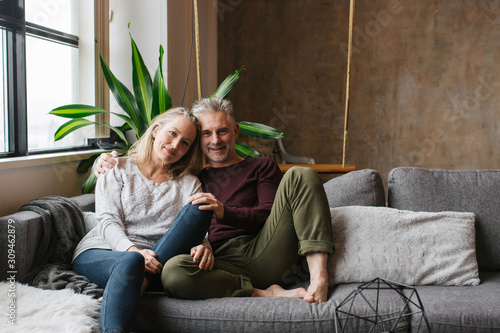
[
  {"xmin": 304, "ymin": 276, "xmax": 329, "ymax": 303},
  {"xmin": 252, "ymin": 284, "xmax": 307, "ymax": 299},
  {"xmin": 140, "ymin": 278, "xmax": 149, "ymax": 296}
]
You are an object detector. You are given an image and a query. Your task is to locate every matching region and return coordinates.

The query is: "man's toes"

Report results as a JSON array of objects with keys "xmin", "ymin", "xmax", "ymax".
[{"xmin": 304, "ymin": 293, "xmax": 316, "ymax": 303}]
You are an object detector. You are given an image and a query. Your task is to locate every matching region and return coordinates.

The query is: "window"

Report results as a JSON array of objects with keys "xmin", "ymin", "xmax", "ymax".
[{"xmin": 0, "ymin": 0, "xmax": 96, "ymax": 158}]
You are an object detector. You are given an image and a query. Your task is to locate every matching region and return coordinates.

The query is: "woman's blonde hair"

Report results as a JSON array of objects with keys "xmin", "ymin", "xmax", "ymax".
[{"xmin": 127, "ymin": 107, "xmax": 204, "ymax": 179}]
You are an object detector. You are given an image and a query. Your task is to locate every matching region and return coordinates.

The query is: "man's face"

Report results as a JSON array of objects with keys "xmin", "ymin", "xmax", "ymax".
[{"xmin": 198, "ymin": 111, "xmax": 240, "ymax": 167}]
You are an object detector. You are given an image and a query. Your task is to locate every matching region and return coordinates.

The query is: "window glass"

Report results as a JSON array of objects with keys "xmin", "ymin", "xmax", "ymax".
[
  {"xmin": 25, "ymin": 0, "xmax": 78, "ymax": 35},
  {"xmin": 0, "ymin": 29, "xmax": 7, "ymax": 153},
  {"xmin": 26, "ymin": 35, "xmax": 87, "ymax": 151}
]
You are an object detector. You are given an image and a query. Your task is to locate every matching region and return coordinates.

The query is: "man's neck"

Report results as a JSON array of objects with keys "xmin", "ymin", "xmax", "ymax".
[{"xmin": 208, "ymin": 155, "xmax": 245, "ymax": 168}]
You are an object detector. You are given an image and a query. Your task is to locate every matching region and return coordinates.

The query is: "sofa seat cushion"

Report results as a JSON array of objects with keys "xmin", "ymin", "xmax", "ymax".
[
  {"xmin": 323, "ymin": 169, "xmax": 386, "ymax": 208},
  {"xmin": 137, "ymin": 293, "xmax": 337, "ymax": 332},
  {"xmin": 410, "ymin": 271, "xmax": 500, "ymax": 333},
  {"xmin": 135, "ymin": 283, "xmax": 412, "ymax": 333},
  {"xmin": 388, "ymin": 167, "xmax": 500, "ymax": 271}
]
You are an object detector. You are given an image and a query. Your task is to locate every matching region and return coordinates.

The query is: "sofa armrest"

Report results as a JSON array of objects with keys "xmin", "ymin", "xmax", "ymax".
[
  {"xmin": 0, "ymin": 194, "xmax": 96, "ymax": 282},
  {"xmin": 0, "ymin": 211, "xmax": 43, "ymax": 282},
  {"xmin": 323, "ymin": 169, "xmax": 386, "ymax": 207}
]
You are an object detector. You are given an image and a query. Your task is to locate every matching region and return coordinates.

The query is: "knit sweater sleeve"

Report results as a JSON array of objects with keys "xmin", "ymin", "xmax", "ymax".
[
  {"xmin": 217, "ymin": 158, "xmax": 281, "ymax": 232},
  {"xmin": 95, "ymin": 159, "xmax": 135, "ymax": 252}
]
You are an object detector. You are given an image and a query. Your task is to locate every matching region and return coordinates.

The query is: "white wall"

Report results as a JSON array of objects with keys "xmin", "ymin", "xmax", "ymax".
[{"xmin": 108, "ymin": 0, "xmax": 168, "ymax": 126}]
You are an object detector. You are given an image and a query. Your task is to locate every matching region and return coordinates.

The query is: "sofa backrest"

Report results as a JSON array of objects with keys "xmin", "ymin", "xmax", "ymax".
[
  {"xmin": 323, "ymin": 169, "xmax": 386, "ymax": 208},
  {"xmin": 388, "ymin": 167, "xmax": 500, "ymax": 271},
  {"xmin": 71, "ymin": 194, "xmax": 96, "ymax": 212}
]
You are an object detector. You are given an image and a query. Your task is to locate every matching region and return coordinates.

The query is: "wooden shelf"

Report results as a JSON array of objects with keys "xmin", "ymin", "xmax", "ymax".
[{"xmin": 278, "ymin": 163, "xmax": 356, "ymax": 173}]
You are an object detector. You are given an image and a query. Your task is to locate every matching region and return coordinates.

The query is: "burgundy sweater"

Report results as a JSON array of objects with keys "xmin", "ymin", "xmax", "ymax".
[{"xmin": 199, "ymin": 157, "xmax": 283, "ymax": 243}]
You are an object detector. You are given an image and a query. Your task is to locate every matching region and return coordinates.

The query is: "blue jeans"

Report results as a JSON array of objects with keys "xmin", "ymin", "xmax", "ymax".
[{"xmin": 73, "ymin": 203, "xmax": 212, "ymax": 333}]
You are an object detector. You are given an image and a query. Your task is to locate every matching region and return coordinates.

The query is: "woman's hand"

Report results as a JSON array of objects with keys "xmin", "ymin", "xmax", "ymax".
[
  {"xmin": 190, "ymin": 244, "xmax": 214, "ymax": 271},
  {"xmin": 128, "ymin": 246, "xmax": 163, "ymax": 275}
]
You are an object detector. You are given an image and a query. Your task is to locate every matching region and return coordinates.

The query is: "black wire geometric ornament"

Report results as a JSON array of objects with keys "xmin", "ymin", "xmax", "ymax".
[{"xmin": 335, "ymin": 278, "xmax": 431, "ymax": 333}]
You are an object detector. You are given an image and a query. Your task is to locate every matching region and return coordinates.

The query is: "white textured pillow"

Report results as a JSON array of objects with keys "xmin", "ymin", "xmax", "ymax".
[{"xmin": 328, "ymin": 206, "xmax": 480, "ymax": 286}]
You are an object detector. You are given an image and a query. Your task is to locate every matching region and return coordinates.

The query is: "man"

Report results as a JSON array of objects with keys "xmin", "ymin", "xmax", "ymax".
[{"xmin": 96, "ymin": 98, "xmax": 333, "ymax": 303}]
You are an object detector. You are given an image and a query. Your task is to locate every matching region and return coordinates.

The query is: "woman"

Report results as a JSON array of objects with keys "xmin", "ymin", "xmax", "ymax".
[{"xmin": 72, "ymin": 108, "xmax": 213, "ymax": 333}]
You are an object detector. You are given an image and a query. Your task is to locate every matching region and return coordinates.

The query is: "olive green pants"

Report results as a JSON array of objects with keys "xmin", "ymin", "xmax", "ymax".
[{"xmin": 161, "ymin": 166, "xmax": 333, "ymax": 299}]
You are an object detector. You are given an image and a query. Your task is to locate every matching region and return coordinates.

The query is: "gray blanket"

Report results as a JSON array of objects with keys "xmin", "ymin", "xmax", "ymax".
[{"xmin": 19, "ymin": 195, "xmax": 103, "ymax": 298}]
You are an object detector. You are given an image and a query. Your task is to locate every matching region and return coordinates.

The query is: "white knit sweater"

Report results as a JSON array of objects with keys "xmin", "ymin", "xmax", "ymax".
[{"xmin": 73, "ymin": 157, "xmax": 203, "ymax": 260}]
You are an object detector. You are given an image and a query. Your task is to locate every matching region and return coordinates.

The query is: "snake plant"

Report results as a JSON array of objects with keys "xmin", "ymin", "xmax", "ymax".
[{"xmin": 50, "ymin": 26, "xmax": 285, "ymax": 193}]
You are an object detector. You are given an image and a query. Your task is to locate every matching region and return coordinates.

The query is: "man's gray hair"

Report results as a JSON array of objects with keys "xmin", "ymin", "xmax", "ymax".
[{"xmin": 191, "ymin": 97, "xmax": 234, "ymax": 118}]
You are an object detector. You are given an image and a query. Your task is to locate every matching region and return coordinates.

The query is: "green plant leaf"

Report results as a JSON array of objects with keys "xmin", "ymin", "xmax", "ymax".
[
  {"xmin": 50, "ymin": 104, "xmax": 140, "ymax": 139},
  {"xmin": 54, "ymin": 119, "xmax": 95, "ymax": 141},
  {"xmin": 77, "ymin": 153, "xmax": 101, "ymax": 173},
  {"xmin": 237, "ymin": 121, "xmax": 287, "ymax": 139},
  {"xmin": 130, "ymin": 32, "xmax": 153, "ymax": 124},
  {"xmin": 97, "ymin": 124, "xmax": 129, "ymax": 146},
  {"xmin": 82, "ymin": 169, "xmax": 97, "ymax": 194},
  {"xmin": 210, "ymin": 66, "xmax": 244, "ymax": 99},
  {"xmin": 235, "ymin": 141, "xmax": 261, "ymax": 157},
  {"xmin": 99, "ymin": 54, "xmax": 145, "ymax": 135},
  {"xmin": 54, "ymin": 119, "xmax": 129, "ymax": 146},
  {"xmin": 114, "ymin": 142, "xmax": 129, "ymax": 150},
  {"xmin": 152, "ymin": 45, "xmax": 172, "ymax": 119},
  {"xmin": 49, "ymin": 105, "xmax": 108, "ymax": 118},
  {"xmin": 113, "ymin": 113, "xmax": 140, "ymax": 137}
]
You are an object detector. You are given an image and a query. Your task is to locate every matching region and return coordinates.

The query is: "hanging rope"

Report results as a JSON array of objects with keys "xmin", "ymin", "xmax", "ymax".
[
  {"xmin": 194, "ymin": 0, "xmax": 202, "ymax": 99},
  {"xmin": 343, "ymin": 0, "xmax": 355, "ymax": 167}
]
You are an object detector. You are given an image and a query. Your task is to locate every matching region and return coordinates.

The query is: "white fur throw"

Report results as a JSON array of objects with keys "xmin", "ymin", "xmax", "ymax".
[
  {"xmin": 0, "ymin": 282, "xmax": 100, "ymax": 333},
  {"xmin": 328, "ymin": 206, "xmax": 480, "ymax": 286}
]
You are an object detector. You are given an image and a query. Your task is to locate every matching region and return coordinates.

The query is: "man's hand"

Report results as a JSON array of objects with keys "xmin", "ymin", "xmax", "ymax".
[
  {"xmin": 188, "ymin": 193, "xmax": 224, "ymax": 220},
  {"xmin": 190, "ymin": 244, "xmax": 214, "ymax": 271},
  {"xmin": 127, "ymin": 246, "xmax": 163, "ymax": 275},
  {"xmin": 95, "ymin": 151, "xmax": 119, "ymax": 177}
]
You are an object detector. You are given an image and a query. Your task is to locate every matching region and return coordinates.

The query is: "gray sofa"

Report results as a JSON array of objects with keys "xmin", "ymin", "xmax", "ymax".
[{"xmin": 1, "ymin": 167, "xmax": 499, "ymax": 332}]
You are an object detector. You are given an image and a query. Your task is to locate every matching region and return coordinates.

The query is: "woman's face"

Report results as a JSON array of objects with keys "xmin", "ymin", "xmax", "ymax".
[{"xmin": 151, "ymin": 116, "xmax": 197, "ymax": 166}]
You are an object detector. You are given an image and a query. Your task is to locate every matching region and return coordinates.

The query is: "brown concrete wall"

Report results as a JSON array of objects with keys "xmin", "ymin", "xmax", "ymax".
[{"xmin": 217, "ymin": 0, "xmax": 500, "ymax": 186}]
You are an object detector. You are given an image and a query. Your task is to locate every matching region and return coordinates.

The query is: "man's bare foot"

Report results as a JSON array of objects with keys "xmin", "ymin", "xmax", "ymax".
[
  {"xmin": 252, "ymin": 284, "xmax": 307, "ymax": 299},
  {"xmin": 305, "ymin": 252, "xmax": 329, "ymax": 304},
  {"xmin": 304, "ymin": 276, "xmax": 329, "ymax": 303}
]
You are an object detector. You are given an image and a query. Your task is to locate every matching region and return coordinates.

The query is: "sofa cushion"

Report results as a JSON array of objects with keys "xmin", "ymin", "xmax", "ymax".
[
  {"xmin": 388, "ymin": 167, "xmax": 500, "ymax": 271},
  {"xmin": 323, "ymin": 169, "xmax": 385, "ymax": 207},
  {"xmin": 328, "ymin": 206, "xmax": 480, "ymax": 286},
  {"xmin": 410, "ymin": 271, "xmax": 500, "ymax": 332},
  {"xmin": 135, "ymin": 282, "xmax": 411, "ymax": 333}
]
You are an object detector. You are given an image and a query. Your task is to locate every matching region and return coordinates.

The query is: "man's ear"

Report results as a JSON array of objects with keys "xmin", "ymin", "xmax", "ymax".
[{"xmin": 234, "ymin": 123, "xmax": 239, "ymax": 140}]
